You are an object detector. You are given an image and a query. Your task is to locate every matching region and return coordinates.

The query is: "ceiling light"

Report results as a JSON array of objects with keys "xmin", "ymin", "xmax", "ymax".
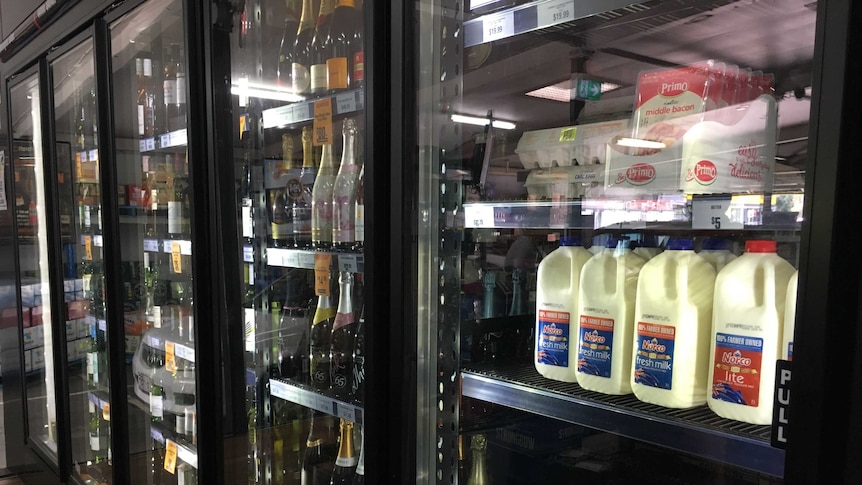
[
  {"xmin": 450, "ymin": 114, "xmax": 516, "ymax": 130},
  {"xmin": 230, "ymin": 81, "xmax": 305, "ymax": 103},
  {"xmin": 616, "ymin": 138, "xmax": 666, "ymax": 149},
  {"xmin": 526, "ymin": 79, "xmax": 622, "ymax": 102}
]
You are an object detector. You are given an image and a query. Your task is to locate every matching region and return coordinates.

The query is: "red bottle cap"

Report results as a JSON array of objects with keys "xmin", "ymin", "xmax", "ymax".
[{"xmin": 745, "ymin": 240, "xmax": 777, "ymax": 253}]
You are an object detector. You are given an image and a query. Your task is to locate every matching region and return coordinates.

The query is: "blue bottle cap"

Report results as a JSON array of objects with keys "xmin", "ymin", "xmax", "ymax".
[
  {"xmin": 702, "ymin": 238, "xmax": 732, "ymax": 251},
  {"xmin": 666, "ymin": 238, "xmax": 694, "ymax": 251},
  {"xmin": 560, "ymin": 236, "xmax": 581, "ymax": 247}
]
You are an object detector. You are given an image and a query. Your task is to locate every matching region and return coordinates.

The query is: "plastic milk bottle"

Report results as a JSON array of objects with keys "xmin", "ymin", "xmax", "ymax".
[
  {"xmin": 576, "ymin": 238, "xmax": 645, "ymax": 394},
  {"xmin": 782, "ymin": 271, "xmax": 799, "ymax": 361},
  {"xmin": 708, "ymin": 240, "xmax": 795, "ymax": 424},
  {"xmin": 535, "ymin": 237, "xmax": 593, "ymax": 382},
  {"xmin": 631, "ymin": 238, "xmax": 716, "ymax": 408},
  {"xmin": 698, "ymin": 238, "xmax": 737, "ymax": 272}
]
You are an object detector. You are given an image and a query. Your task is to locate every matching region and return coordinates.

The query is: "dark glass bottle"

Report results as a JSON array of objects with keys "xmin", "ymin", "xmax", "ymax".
[
  {"xmin": 330, "ymin": 272, "xmax": 356, "ymax": 400},
  {"xmin": 278, "ymin": 0, "xmax": 302, "ymax": 90},
  {"xmin": 351, "ymin": 302, "xmax": 365, "ymax": 405},
  {"xmin": 329, "ymin": 419, "xmax": 357, "ymax": 484},
  {"xmin": 324, "ymin": 0, "xmax": 361, "ymax": 93},
  {"xmin": 301, "ymin": 413, "xmax": 338, "ymax": 485},
  {"xmin": 310, "ymin": 293, "xmax": 336, "ymax": 393},
  {"xmin": 292, "ymin": 0, "xmax": 317, "ymax": 95},
  {"xmin": 310, "ymin": 0, "xmax": 336, "ymax": 96}
]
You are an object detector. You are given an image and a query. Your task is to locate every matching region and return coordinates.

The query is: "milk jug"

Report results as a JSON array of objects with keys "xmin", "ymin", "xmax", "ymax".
[
  {"xmin": 698, "ymin": 238, "xmax": 737, "ymax": 272},
  {"xmin": 708, "ymin": 240, "xmax": 795, "ymax": 424},
  {"xmin": 782, "ymin": 271, "xmax": 799, "ymax": 361},
  {"xmin": 631, "ymin": 238, "xmax": 716, "ymax": 408},
  {"xmin": 633, "ymin": 235, "xmax": 663, "ymax": 261},
  {"xmin": 576, "ymin": 238, "xmax": 645, "ymax": 394},
  {"xmin": 535, "ymin": 237, "xmax": 593, "ymax": 382}
]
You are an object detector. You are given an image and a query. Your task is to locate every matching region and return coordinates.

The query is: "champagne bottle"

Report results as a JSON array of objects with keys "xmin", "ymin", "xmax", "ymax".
[
  {"xmin": 509, "ymin": 268, "xmax": 525, "ymax": 316},
  {"xmin": 353, "ymin": 164, "xmax": 364, "ymax": 251},
  {"xmin": 352, "ymin": 425, "xmax": 364, "ymax": 484},
  {"xmin": 325, "ymin": 0, "xmax": 361, "ymax": 93},
  {"xmin": 278, "ymin": 0, "xmax": 302, "ymax": 90},
  {"xmin": 351, "ymin": 302, "xmax": 365, "ymax": 405},
  {"xmin": 329, "ymin": 419, "xmax": 357, "ymax": 484},
  {"xmin": 292, "ymin": 0, "xmax": 317, "ymax": 95},
  {"xmin": 467, "ymin": 434, "xmax": 490, "ymax": 485},
  {"xmin": 293, "ymin": 127, "xmax": 316, "ymax": 247},
  {"xmin": 271, "ymin": 134, "xmax": 298, "ymax": 247},
  {"xmin": 150, "ymin": 381, "xmax": 164, "ymax": 423},
  {"xmin": 310, "ymin": 293, "xmax": 336, "ymax": 393},
  {"xmin": 310, "ymin": 0, "xmax": 336, "ymax": 96},
  {"xmin": 332, "ymin": 119, "xmax": 360, "ymax": 249},
  {"xmin": 302, "ymin": 413, "xmax": 338, "ymax": 485},
  {"xmin": 311, "ymin": 143, "xmax": 338, "ymax": 249},
  {"xmin": 330, "ymin": 272, "xmax": 356, "ymax": 400}
]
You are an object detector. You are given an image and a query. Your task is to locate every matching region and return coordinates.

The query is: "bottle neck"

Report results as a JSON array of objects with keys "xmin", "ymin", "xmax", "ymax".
[
  {"xmin": 319, "ymin": 144, "xmax": 334, "ymax": 169},
  {"xmin": 298, "ymin": 0, "xmax": 315, "ymax": 31},
  {"xmin": 283, "ymin": 136, "xmax": 296, "ymax": 170},
  {"xmin": 317, "ymin": 0, "xmax": 335, "ymax": 26},
  {"xmin": 301, "ymin": 131, "xmax": 314, "ymax": 168},
  {"xmin": 336, "ymin": 421, "xmax": 356, "ymax": 460},
  {"xmin": 336, "ymin": 273, "xmax": 354, "ymax": 314},
  {"xmin": 285, "ymin": 0, "xmax": 301, "ymax": 22},
  {"xmin": 313, "ymin": 295, "xmax": 335, "ymax": 325},
  {"xmin": 341, "ymin": 130, "xmax": 356, "ymax": 169},
  {"xmin": 306, "ymin": 414, "xmax": 334, "ymax": 446}
]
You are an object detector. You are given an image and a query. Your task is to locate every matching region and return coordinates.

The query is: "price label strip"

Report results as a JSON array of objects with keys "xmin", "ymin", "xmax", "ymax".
[
  {"xmin": 283, "ymin": 250, "xmax": 301, "ymax": 268},
  {"xmin": 463, "ymin": 204, "xmax": 496, "ymax": 228},
  {"xmin": 336, "ymin": 403, "xmax": 356, "ymax": 423},
  {"xmin": 94, "ymin": 235, "xmax": 103, "ymax": 247},
  {"xmin": 144, "ymin": 239, "xmax": 160, "ymax": 252},
  {"xmin": 164, "ymin": 440, "xmax": 178, "ymax": 474},
  {"xmin": 84, "ymin": 236, "xmax": 93, "ymax": 261},
  {"xmin": 335, "ymin": 91, "xmax": 357, "ymax": 114},
  {"xmin": 165, "ymin": 341, "xmax": 177, "ymax": 374},
  {"xmin": 146, "ymin": 138, "xmax": 156, "ymax": 152},
  {"xmin": 243, "ymin": 245, "xmax": 254, "ymax": 263},
  {"xmin": 338, "ymin": 254, "xmax": 358, "ymax": 273},
  {"xmin": 175, "ymin": 343, "xmax": 195, "ymax": 363},
  {"xmin": 312, "ymin": 99, "xmax": 333, "ymax": 146},
  {"xmin": 314, "ymin": 254, "xmax": 333, "ymax": 296},
  {"xmin": 297, "ymin": 252, "xmax": 316, "ymax": 269},
  {"xmin": 482, "ymin": 10, "xmax": 514, "ymax": 43},
  {"xmin": 171, "ymin": 242, "xmax": 182, "ymax": 274},
  {"xmin": 691, "ymin": 196, "xmax": 744, "ymax": 230}
]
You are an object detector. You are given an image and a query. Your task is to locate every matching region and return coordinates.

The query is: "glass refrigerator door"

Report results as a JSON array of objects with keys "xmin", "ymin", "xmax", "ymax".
[
  {"xmin": 9, "ymin": 71, "xmax": 60, "ymax": 462},
  {"xmin": 109, "ymin": 0, "xmax": 198, "ymax": 483},
  {"xmin": 227, "ymin": 0, "xmax": 366, "ymax": 483},
  {"xmin": 417, "ymin": 0, "xmax": 816, "ymax": 483},
  {"xmin": 50, "ymin": 37, "xmax": 114, "ymax": 482}
]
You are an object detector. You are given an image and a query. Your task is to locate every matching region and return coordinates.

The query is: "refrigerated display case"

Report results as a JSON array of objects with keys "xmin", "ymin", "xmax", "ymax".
[{"xmin": 412, "ymin": 0, "xmax": 861, "ymax": 483}]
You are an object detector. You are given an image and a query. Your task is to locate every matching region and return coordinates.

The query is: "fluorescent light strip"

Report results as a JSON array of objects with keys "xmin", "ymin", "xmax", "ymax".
[
  {"xmin": 526, "ymin": 80, "xmax": 622, "ymax": 102},
  {"xmin": 230, "ymin": 83, "xmax": 306, "ymax": 103},
  {"xmin": 616, "ymin": 138, "xmax": 666, "ymax": 149},
  {"xmin": 450, "ymin": 114, "xmax": 516, "ymax": 130}
]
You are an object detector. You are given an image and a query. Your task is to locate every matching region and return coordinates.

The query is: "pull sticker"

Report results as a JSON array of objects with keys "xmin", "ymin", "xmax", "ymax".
[
  {"xmin": 633, "ymin": 322, "xmax": 675, "ymax": 390},
  {"xmin": 171, "ymin": 242, "xmax": 182, "ymax": 274},
  {"xmin": 536, "ymin": 310, "xmax": 570, "ymax": 367},
  {"xmin": 164, "ymin": 440, "xmax": 178, "ymax": 474},
  {"xmin": 85, "ymin": 236, "xmax": 93, "ymax": 261},
  {"xmin": 165, "ymin": 341, "xmax": 177, "ymax": 374},
  {"xmin": 712, "ymin": 332, "xmax": 763, "ymax": 407},
  {"xmin": 314, "ymin": 254, "xmax": 332, "ymax": 296},
  {"xmin": 577, "ymin": 315, "xmax": 614, "ymax": 378},
  {"xmin": 313, "ymin": 99, "xmax": 333, "ymax": 146}
]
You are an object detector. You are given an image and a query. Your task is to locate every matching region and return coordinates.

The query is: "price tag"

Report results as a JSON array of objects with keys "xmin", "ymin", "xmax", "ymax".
[
  {"xmin": 139, "ymin": 140, "xmax": 148, "ymax": 152},
  {"xmin": 164, "ymin": 241, "xmax": 173, "ymax": 253},
  {"xmin": 84, "ymin": 236, "xmax": 93, "ymax": 261},
  {"xmin": 102, "ymin": 402, "xmax": 110, "ymax": 421},
  {"xmin": 147, "ymin": 334, "xmax": 161, "ymax": 348},
  {"xmin": 293, "ymin": 103, "xmax": 311, "ymax": 122},
  {"xmin": 173, "ymin": 129, "xmax": 188, "ymax": 147},
  {"xmin": 539, "ymin": 0, "xmax": 575, "ymax": 27},
  {"xmin": 691, "ymin": 196, "xmax": 744, "ymax": 230},
  {"xmin": 89, "ymin": 149, "xmax": 99, "ymax": 162},
  {"xmin": 94, "ymin": 235, "xmax": 103, "ymax": 247},
  {"xmin": 336, "ymin": 403, "xmax": 356, "ymax": 423},
  {"xmin": 313, "ymin": 394, "xmax": 335, "ymax": 414},
  {"xmin": 314, "ymin": 254, "xmax": 332, "ymax": 296},
  {"xmin": 464, "ymin": 204, "xmax": 495, "ymax": 228},
  {"xmin": 160, "ymin": 134, "xmax": 171, "ymax": 148},
  {"xmin": 284, "ymin": 251, "xmax": 300, "ymax": 268},
  {"xmin": 80, "ymin": 150, "xmax": 89, "ymax": 162},
  {"xmin": 165, "ymin": 341, "xmax": 177, "ymax": 374},
  {"xmin": 164, "ymin": 440, "xmax": 178, "ymax": 474},
  {"xmin": 152, "ymin": 428, "xmax": 165, "ymax": 443},
  {"xmin": 239, "ymin": 114, "xmax": 248, "ymax": 136},
  {"xmin": 99, "ymin": 319, "xmax": 107, "ymax": 332},
  {"xmin": 171, "ymin": 242, "xmax": 182, "ymax": 274},
  {"xmin": 144, "ymin": 239, "xmax": 159, "ymax": 252},
  {"xmin": 559, "ymin": 126, "xmax": 578, "ymax": 142},
  {"xmin": 243, "ymin": 245, "xmax": 254, "ymax": 263},
  {"xmin": 180, "ymin": 240, "xmax": 192, "ymax": 256},
  {"xmin": 270, "ymin": 379, "xmax": 297, "ymax": 401},
  {"xmin": 176, "ymin": 343, "xmax": 195, "ymax": 363},
  {"xmin": 313, "ymin": 99, "xmax": 333, "ymax": 146},
  {"xmin": 338, "ymin": 255, "xmax": 357, "ymax": 273},
  {"xmin": 335, "ymin": 92, "xmax": 357, "ymax": 114},
  {"xmin": 482, "ymin": 11, "xmax": 514, "ymax": 43},
  {"xmin": 146, "ymin": 138, "xmax": 156, "ymax": 152},
  {"xmin": 263, "ymin": 105, "xmax": 293, "ymax": 129}
]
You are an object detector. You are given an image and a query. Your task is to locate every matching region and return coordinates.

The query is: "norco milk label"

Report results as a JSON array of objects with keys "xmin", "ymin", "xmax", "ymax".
[
  {"xmin": 536, "ymin": 310, "xmax": 570, "ymax": 367},
  {"xmin": 712, "ymin": 332, "xmax": 763, "ymax": 407},
  {"xmin": 633, "ymin": 322, "xmax": 675, "ymax": 390},
  {"xmin": 578, "ymin": 315, "xmax": 614, "ymax": 378}
]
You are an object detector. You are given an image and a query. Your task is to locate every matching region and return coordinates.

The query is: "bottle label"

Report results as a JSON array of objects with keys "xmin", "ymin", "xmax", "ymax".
[
  {"xmin": 711, "ymin": 332, "xmax": 763, "ymax": 407},
  {"xmin": 335, "ymin": 456, "xmax": 358, "ymax": 467},
  {"xmin": 144, "ymin": 59, "xmax": 153, "ymax": 77},
  {"xmin": 241, "ymin": 204, "xmax": 253, "ymax": 238},
  {"xmin": 633, "ymin": 322, "xmax": 675, "ymax": 390},
  {"xmin": 84, "ymin": 207, "xmax": 91, "ymax": 228},
  {"xmin": 176, "ymin": 73, "xmax": 186, "ymax": 105},
  {"xmin": 326, "ymin": 57, "xmax": 349, "ymax": 91},
  {"xmin": 355, "ymin": 204, "xmax": 364, "ymax": 242},
  {"xmin": 353, "ymin": 52, "xmax": 364, "ymax": 82},
  {"xmin": 577, "ymin": 315, "xmax": 614, "ymax": 378},
  {"xmin": 310, "ymin": 64, "xmax": 327, "ymax": 92},
  {"xmin": 164, "ymin": 80, "xmax": 178, "ymax": 104},
  {"xmin": 150, "ymin": 394, "xmax": 164, "ymax": 418},
  {"xmin": 90, "ymin": 432, "xmax": 100, "ymax": 451},
  {"xmin": 86, "ymin": 353, "xmax": 95, "ymax": 375},
  {"xmin": 138, "ymin": 106, "xmax": 145, "ymax": 136},
  {"xmin": 92, "ymin": 352, "xmax": 99, "ymax": 384},
  {"xmin": 292, "ymin": 63, "xmax": 310, "ymax": 93},
  {"xmin": 287, "ymin": 177, "xmax": 303, "ymax": 200},
  {"xmin": 168, "ymin": 201, "xmax": 182, "ymax": 234},
  {"xmin": 352, "ymin": 355, "xmax": 364, "ymax": 394},
  {"xmin": 311, "ymin": 357, "xmax": 330, "ymax": 387},
  {"xmin": 333, "ymin": 311, "xmax": 355, "ymax": 331},
  {"xmin": 536, "ymin": 310, "xmax": 570, "ymax": 367}
]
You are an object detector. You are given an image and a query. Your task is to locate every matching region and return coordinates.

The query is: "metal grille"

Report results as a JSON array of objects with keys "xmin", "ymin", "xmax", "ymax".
[{"xmin": 463, "ymin": 363, "xmax": 773, "ymax": 441}]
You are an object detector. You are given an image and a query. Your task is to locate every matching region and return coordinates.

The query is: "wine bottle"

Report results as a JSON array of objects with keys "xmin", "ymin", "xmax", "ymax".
[
  {"xmin": 311, "ymin": 143, "xmax": 338, "ymax": 249},
  {"xmin": 163, "ymin": 44, "xmax": 180, "ymax": 133},
  {"xmin": 310, "ymin": 293, "xmax": 336, "ymax": 392},
  {"xmin": 168, "ymin": 154, "xmax": 190, "ymax": 239},
  {"xmin": 325, "ymin": 0, "xmax": 361, "ymax": 93},
  {"xmin": 150, "ymin": 381, "xmax": 164, "ymax": 423},
  {"xmin": 467, "ymin": 434, "xmax": 490, "ymax": 485},
  {"xmin": 293, "ymin": 127, "xmax": 316, "ymax": 247},
  {"xmin": 278, "ymin": 0, "xmax": 302, "ymax": 90},
  {"xmin": 509, "ymin": 268, "xmax": 525, "ymax": 316},
  {"xmin": 292, "ymin": 0, "xmax": 317, "ymax": 95},
  {"xmin": 310, "ymin": 0, "xmax": 336, "ymax": 96},
  {"xmin": 330, "ymin": 272, "xmax": 356, "ymax": 400},
  {"xmin": 329, "ymin": 419, "xmax": 357, "ymax": 484},
  {"xmin": 352, "ymin": 426, "xmax": 364, "ymax": 485},
  {"xmin": 302, "ymin": 413, "xmax": 338, "ymax": 485},
  {"xmin": 353, "ymin": 164, "xmax": 364, "ymax": 251},
  {"xmin": 332, "ymin": 119, "xmax": 360, "ymax": 250},
  {"xmin": 271, "ymin": 134, "xmax": 298, "ymax": 247}
]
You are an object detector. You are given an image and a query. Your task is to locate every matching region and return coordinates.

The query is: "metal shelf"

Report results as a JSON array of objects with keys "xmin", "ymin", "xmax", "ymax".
[
  {"xmin": 262, "ymin": 88, "xmax": 364, "ymax": 129},
  {"xmin": 139, "ymin": 128, "xmax": 188, "ymax": 153},
  {"xmin": 269, "ymin": 377, "xmax": 363, "ymax": 425},
  {"xmin": 461, "ymin": 363, "xmax": 784, "ymax": 477},
  {"xmin": 266, "ymin": 247, "xmax": 364, "ymax": 273},
  {"xmin": 150, "ymin": 421, "xmax": 198, "ymax": 469}
]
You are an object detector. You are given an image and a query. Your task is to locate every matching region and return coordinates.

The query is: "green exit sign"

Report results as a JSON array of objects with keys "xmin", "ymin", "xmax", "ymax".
[{"xmin": 575, "ymin": 78, "xmax": 602, "ymax": 101}]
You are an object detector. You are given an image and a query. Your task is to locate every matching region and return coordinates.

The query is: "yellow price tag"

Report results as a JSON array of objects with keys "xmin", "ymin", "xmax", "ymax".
[
  {"xmin": 165, "ymin": 341, "xmax": 177, "ymax": 374},
  {"xmin": 171, "ymin": 242, "xmax": 182, "ymax": 274},
  {"xmin": 314, "ymin": 254, "xmax": 332, "ymax": 296},
  {"xmin": 313, "ymin": 99, "xmax": 333, "ymax": 146},
  {"xmin": 239, "ymin": 114, "xmax": 247, "ymax": 137},
  {"xmin": 102, "ymin": 402, "xmax": 110, "ymax": 421},
  {"xmin": 164, "ymin": 440, "xmax": 178, "ymax": 474},
  {"xmin": 559, "ymin": 127, "xmax": 577, "ymax": 142},
  {"xmin": 76, "ymin": 152, "xmax": 83, "ymax": 179},
  {"xmin": 84, "ymin": 236, "xmax": 93, "ymax": 261}
]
